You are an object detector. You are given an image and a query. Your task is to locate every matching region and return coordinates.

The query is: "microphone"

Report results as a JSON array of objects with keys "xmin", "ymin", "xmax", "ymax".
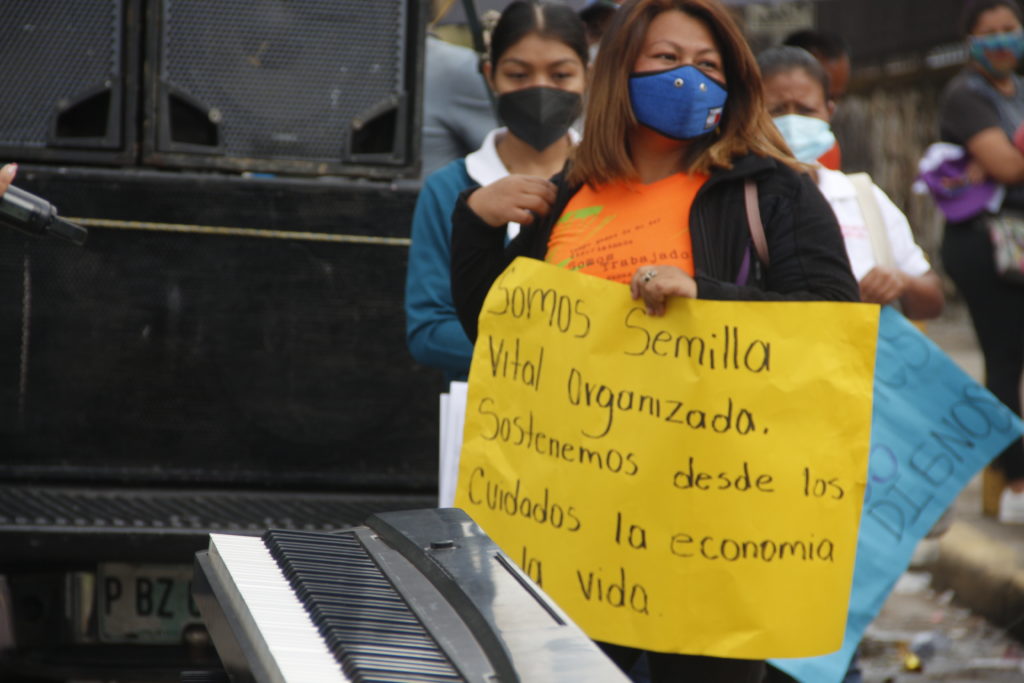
[{"xmin": 0, "ymin": 184, "xmax": 88, "ymax": 246}]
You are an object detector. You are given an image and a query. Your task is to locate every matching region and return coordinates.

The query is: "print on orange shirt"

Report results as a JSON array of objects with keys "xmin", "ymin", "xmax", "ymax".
[{"xmin": 546, "ymin": 172, "xmax": 708, "ymax": 284}]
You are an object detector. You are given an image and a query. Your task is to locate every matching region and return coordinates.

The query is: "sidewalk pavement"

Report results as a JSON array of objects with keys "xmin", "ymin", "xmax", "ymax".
[{"xmin": 919, "ymin": 301, "xmax": 1024, "ymax": 643}]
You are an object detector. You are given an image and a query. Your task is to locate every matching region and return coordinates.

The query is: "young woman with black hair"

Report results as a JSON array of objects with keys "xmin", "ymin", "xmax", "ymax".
[{"xmin": 404, "ymin": 1, "xmax": 588, "ymax": 382}]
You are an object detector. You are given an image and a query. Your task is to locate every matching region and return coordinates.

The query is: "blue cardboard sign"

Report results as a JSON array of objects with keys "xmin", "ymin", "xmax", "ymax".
[{"xmin": 770, "ymin": 307, "xmax": 1024, "ymax": 682}]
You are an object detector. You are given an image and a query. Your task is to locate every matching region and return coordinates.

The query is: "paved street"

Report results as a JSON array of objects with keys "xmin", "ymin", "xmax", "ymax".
[{"xmin": 860, "ymin": 570, "xmax": 1024, "ymax": 681}]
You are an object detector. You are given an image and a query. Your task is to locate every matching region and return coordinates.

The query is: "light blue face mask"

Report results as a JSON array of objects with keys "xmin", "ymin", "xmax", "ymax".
[
  {"xmin": 628, "ymin": 64, "xmax": 728, "ymax": 140},
  {"xmin": 969, "ymin": 30, "xmax": 1024, "ymax": 77},
  {"xmin": 772, "ymin": 114, "xmax": 836, "ymax": 163}
]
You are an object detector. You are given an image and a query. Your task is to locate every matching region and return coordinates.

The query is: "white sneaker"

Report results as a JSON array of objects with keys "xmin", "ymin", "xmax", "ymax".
[{"xmin": 998, "ymin": 488, "xmax": 1024, "ymax": 524}]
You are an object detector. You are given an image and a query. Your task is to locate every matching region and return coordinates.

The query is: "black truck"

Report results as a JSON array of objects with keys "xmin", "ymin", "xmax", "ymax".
[{"xmin": 0, "ymin": 1, "xmax": 445, "ymax": 679}]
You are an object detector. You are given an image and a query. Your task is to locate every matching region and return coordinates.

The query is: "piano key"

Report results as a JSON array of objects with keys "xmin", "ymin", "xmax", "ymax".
[
  {"xmin": 263, "ymin": 529, "xmax": 467, "ymax": 682},
  {"xmin": 208, "ymin": 534, "xmax": 350, "ymax": 682}
]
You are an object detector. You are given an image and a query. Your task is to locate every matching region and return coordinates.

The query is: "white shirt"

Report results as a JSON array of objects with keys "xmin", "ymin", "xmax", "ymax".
[
  {"xmin": 815, "ymin": 168, "xmax": 932, "ymax": 282},
  {"xmin": 465, "ymin": 127, "xmax": 511, "ymax": 187}
]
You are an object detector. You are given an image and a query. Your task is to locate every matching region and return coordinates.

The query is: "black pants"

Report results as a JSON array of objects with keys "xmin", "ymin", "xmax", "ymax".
[
  {"xmin": 941, "ymin": 221, "xmax": 1024, "ymax": 479},
  {"xmin": 597, "ymin": 641, "xmax": 765, "ymax": 682}
]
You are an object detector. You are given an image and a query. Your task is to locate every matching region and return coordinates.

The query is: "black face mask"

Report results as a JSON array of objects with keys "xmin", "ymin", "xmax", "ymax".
[{"xmin": 496, "ymin": 87, "xmax": 582, "ymax": 152}]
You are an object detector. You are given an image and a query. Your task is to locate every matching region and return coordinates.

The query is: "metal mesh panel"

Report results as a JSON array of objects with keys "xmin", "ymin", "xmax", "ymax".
[
  {"xmin": 0, "ymin": 172, "xmax": 439, "ymax": 490},
  {"xmin": 0, "ymin": 486, "xmax": 435, "ymax": 531},
  {"xmin": 0, "ymin": 1, "xmax": 120, "ymax": 147},
  {"xmin": 0, "ymin": 228, "xmax": 437, "ymax": 488},
  {"xmin": 160, "ymin": 0, "xmax": 406, "ymax": 160}
]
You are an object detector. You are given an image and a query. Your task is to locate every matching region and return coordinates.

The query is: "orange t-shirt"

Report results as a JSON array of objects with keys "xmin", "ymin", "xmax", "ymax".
[
  {"xmin": 817, "ymin": 141, "xmax": 842, "ymax": 171},
  {"xmin": 545, "ymin": 172, "xmax": 708, "ymax": 284}
]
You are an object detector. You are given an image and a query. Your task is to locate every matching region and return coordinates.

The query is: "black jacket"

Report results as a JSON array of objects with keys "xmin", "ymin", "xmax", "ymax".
[{"xmin": 451, "ymin": 154, "xmax": 858, "ymax": 341}]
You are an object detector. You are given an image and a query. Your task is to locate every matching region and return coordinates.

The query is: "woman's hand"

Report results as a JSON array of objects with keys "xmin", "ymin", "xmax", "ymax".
[
  {"xmin": 858, "ymin": 266, "xmax": 908, "ymax": 306},
  {"xmin": 466, "ymin": 174, "xmax": 557, "ymax": 228},
  {"xmin": 630, "ymin": 265, "xmax": 698, "ymax": 316},
  {"xmin": 0, "ymin": 164, "xmax": 15, "ymax": 198},
  {"xmin": 964, "ymin": 159, "xmax": 987, "ymax": 185}
]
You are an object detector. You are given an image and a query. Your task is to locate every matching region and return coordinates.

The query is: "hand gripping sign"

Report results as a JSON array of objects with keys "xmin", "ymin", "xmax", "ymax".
[{"xmin": 454, "ymin": 258, "xmax": 879, "ymax": 659}]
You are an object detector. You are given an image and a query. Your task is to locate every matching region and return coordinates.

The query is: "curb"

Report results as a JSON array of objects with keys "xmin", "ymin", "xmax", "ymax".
[{"xmin": 931, "ymin": 519, "xmax": 1024, "ymax": 643}]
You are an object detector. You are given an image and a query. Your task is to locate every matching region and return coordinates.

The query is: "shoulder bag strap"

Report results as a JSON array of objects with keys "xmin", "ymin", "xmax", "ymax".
[
  {"xmin": 743, "ymin": 179, "xmax": 769, "ymax": 266},
  {"xmin": 847, "ymin": 172, "xmax": 894, "ymax": 269}
]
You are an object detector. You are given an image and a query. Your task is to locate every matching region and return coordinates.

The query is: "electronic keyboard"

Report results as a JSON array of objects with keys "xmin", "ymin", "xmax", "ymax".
[{"xmin": 193, "ymin": 508, "xmax": 627, "ymax": 682}]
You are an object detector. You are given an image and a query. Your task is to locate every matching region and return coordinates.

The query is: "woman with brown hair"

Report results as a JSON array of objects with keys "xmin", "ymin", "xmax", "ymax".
[
  {"xmin": 452, "ymin": 0, "xmax": 856, "ymax": 341},
  {"xmin": 451, "ymin": 0, "xmax": 858, "ymax": 679}
]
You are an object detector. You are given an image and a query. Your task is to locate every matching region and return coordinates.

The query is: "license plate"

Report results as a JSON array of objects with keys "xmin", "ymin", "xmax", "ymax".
[{"xmin": 96, "ymin": 563, "xmax": 203, "ymax": 644}]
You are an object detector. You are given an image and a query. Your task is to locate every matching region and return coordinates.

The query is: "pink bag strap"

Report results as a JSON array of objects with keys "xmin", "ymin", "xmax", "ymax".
[{"xmin": 744, "ymin": 179, "xmax": 770, "ymax": 267}]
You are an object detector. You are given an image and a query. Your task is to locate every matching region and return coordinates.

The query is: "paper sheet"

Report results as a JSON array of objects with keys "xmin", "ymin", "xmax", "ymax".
[{"xmin": 454, "ymin": 258, "xmax": 879, "ymax": 658}]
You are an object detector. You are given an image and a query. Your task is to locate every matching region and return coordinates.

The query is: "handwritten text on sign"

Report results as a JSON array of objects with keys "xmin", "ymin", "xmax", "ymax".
[{"xmin": 454, "ymin": 258, "xmax": 879, "ymax": 658}]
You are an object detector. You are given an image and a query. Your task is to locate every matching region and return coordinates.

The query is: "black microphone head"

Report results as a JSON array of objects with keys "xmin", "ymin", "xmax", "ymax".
[{"xmin": 49, "ymin": 216, "xmax": 89, "ymax": 246}]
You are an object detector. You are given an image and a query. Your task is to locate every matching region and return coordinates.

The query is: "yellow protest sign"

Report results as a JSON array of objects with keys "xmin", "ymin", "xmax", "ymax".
[{"xmin": 454, "ymin": 257, "xmax": 879, "ymax": 659}]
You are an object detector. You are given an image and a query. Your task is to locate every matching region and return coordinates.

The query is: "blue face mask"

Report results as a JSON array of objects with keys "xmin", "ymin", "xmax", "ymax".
[
  {"xmin": 772, "ymin": 114, "xmax": 836, "ymax": 164},
  {"xmin": 969, "ymin": 30, "xmax": 1024, "ymax": 77},
  {"xmin": 628, "ymin": 65, "xmax": 728, "ymax": 140}
]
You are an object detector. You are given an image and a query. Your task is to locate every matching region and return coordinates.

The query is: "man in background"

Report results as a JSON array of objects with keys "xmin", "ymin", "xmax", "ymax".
[
  {"xmin": 784, "ymin": 29, "xmax": 851, "ymax": 99},
  {"xmin": 579, "ymin": 0, "xmax": 621, "ymax": 52},
  {"xmin": 421, "ymin": 0, "xmax": 497, "ymax": 177}
]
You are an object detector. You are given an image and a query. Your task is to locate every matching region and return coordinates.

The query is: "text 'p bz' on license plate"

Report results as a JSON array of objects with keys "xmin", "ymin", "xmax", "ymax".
[{"xmin": 97, "ymin": 563, "xmax": 203, "ymax": 644}]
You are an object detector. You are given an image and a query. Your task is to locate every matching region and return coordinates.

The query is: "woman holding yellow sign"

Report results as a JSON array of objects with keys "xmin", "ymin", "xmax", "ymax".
[
  {"xmin": 451, "ymin": 0, "xmax": 859, "ymax": 680},
  {"xmin": 452, "ymin": 0, "xmax": 857, "ymax": 343}
]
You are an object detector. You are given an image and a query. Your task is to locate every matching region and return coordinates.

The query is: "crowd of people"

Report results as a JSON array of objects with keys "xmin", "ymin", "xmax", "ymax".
[
  {"xmin": 0, "ymin": 0, "xmax": 1018, "ymax": 679},
  {"xmin": 403, "ymin": 0, "xmax": 1024, "ymax": 680},
  {"xmin": 0, "ymin": 0, "xmax": 1016, "ymax": 679}
]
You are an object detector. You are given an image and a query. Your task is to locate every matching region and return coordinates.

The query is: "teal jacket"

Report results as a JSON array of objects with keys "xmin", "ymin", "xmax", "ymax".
[{"xmin": 404, "ymin": 158, "xmax": 476, "ymax": 381}]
